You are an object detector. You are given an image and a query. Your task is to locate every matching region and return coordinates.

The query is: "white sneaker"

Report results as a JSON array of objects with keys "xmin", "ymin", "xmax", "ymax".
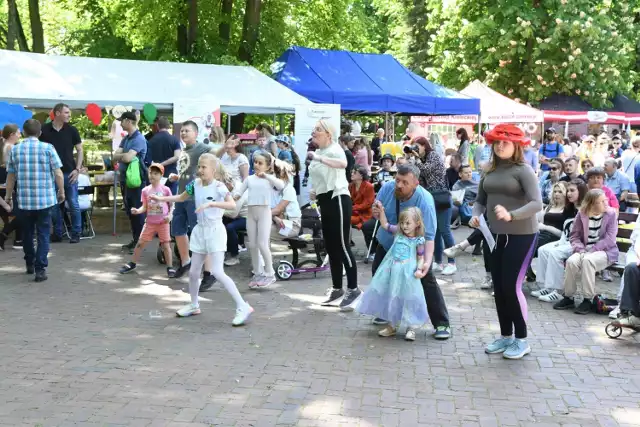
[
  {"xmin": 224, "ymin": 256, "xmax": 240, "ymax": 266},
  {"xmin": 238, "ymin": 245, "xmax": 247, "ymax": 253},
  {"xmin": 609, "ymin": 305, "xmax": 621, "ymax": 319},
  {"xmin": 256, "ymin": 275, "xmax": 276, "ymax": 288},
  {"xmin": 480, "ymin": 277, "xmax": 493, "ymax": 290},
  {"xmin": 232, "ymin": 304, "xmax": 254, "ymax": 326},
  {"xmin": 405, "ymin": 328, "xmax": 416, "ymax": 341},
  {"xmin": 441, "ymin": 264, "xmax": 457, "ymax": 276},
  {"xmin": 531, "ymin": 288, "xmax": 552, "ymax": 298},
  {"xmin": 538, "ymin": 290, "xmax": 562, "ymax": 302},
  {"xmin": 176, "ymin": 303, "xmax": 201, "ymax": 317},
  {"xmin": 248, "ymin": 274, "xmax": 262, "ymax": 289},
  {"xmin": 432, "ymin": 262, "xmax": 443, "ymax": 273},
  {"xmin": 602, "ymin": 270, "xmax": 612, "ymax": 282},
  {"xmin": 443, "ymin": 245, "xmax": 465, "ymax": 259}
]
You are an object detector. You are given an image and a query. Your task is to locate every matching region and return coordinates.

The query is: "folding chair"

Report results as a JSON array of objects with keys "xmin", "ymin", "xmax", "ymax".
[{"xmin": 64, "ymin": 185, "xmax": 96, "ymax": 239}]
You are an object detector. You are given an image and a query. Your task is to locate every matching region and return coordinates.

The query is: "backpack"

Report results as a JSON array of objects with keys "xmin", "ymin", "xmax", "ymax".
[
  {"xmin": 542, "ymin": 141, "xmax": 560, "ymax": 159},
  {"xmin": 126, "ymin": 157, "xmax": 142, "ymax": 188}
]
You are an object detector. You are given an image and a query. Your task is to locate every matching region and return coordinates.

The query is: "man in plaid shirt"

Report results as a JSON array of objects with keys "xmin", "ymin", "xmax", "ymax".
[{"xmin": 4, "ymin": 119, "xmax": 65, "ymax": 282}]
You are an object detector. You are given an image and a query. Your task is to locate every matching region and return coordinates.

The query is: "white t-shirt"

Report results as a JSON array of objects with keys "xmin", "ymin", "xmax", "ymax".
[
  {"xmin": 309, "ymin": 142, "xmax": 350, "ymax": 198},
  {"xmin": 187, "ymin": 179, "xmax": 229, "ymax": 223},
  {"xmin": 221, "ymin": 152, "xmax": 249, "ymax": 184},
  {"xmin": 234, "ymin": 174, "xmax": 284, "ymax": 206},
  {"xmin": 77, "ymin": 174, "xmax": 92, "ymax": 210},
  {"xmin": 271, "ymin": 182, "xmax": 301, "ymax": 219}
]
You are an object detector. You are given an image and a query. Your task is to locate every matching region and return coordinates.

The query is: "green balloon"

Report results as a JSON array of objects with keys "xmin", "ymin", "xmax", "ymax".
[{"xmin": 143, "ymin": 103, "xmax": 157, "ymax": 123}]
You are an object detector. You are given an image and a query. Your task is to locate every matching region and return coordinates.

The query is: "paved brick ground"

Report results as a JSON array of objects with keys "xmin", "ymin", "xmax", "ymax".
[{"xmin": 1, "ymin": 226, "xmax": 639, "ymax": 427}]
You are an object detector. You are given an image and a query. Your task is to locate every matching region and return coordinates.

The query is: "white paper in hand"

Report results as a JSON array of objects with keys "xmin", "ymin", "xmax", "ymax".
[
  {"xmin": 478, "ymin": 216, "xmax": 496, "ymax": 252},
  {"xmin": 160, "ymin": 177, "xmax": 168, "ymax": 185},
  {"xmin": 279, "ymin": 219, "xmax": 294, "ymax": 237}
]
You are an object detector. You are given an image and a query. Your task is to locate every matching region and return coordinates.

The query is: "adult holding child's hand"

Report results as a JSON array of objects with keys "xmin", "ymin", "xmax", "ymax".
[{"xmin": 308, "ymin": 119, "xmax": 360, "ymax": 310}]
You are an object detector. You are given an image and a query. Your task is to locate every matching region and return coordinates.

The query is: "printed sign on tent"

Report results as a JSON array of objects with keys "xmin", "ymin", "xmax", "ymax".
[
  {"xmin": 293, "ymin": 103, "xmax": 341, "ymax": 169},
  {"xmin": 173, "ymin": 100, "xmax": 221, "ymax": 147}
]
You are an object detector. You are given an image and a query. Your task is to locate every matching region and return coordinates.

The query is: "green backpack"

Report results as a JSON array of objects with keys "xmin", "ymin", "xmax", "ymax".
[{"xmin": 125, "ymin": 157, "xmax": 142, "ymax": 188}]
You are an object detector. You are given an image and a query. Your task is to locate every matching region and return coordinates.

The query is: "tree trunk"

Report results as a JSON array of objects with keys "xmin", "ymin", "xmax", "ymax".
[
  {"xmin": 237, "ymin": 0, "xmax": 261, "ymax": 64},
  {"xmin": 6, "ymin": 0, "xmax": 17, "ymax": 50},
  {"xmin": 13, "ymin": 0, "xmax": 30, "ymax": 51},
  {"xmin": 219, "ymin": 0, "xmax": 233, "ymax": 48},
  {"xmin": 28, "ymin": 0, "xmax": 44, "ymax": 53},
  {"xmin": 187, "ymin": 0, "xmax": 198, "ymax": 55},
  {"xmin": 177, "ymin": 24, "xmax": 188, "ymax": 55}
]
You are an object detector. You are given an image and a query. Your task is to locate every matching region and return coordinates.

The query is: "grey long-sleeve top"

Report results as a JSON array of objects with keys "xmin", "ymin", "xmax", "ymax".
[{"xmin": 472, "ymin": 160, "xmax": 542, "ymax": 235}]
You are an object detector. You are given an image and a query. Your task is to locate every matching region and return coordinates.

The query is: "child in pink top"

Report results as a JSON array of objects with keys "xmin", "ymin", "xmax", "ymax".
[
  {"xmin": 119, "ymin": 163, "xmax": 175, "ymax": 277},
  {"xmin": 353, "ymin": 137, "xmax": 372, "ymax": 176}
]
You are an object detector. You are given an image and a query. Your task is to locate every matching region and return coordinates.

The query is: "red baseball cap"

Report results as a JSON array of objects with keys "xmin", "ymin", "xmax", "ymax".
[{"xmin": 149, "ymin": 163, "xmax": 164, "ymax": 175}]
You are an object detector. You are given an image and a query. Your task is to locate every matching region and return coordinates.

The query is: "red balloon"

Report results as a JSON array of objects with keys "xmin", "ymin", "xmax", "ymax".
[
  {"xmin": 86, "ymin": 103, "xmax": 102, "ymax": 126},
  {"xmin": 49, "ymin": 109, "xmax": 54, "ymax": 121}
]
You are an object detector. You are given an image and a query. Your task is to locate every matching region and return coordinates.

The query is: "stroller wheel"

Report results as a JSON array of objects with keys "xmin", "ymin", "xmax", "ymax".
[
  {"xmin": 605, "ymin": 323, "xmax": 623, "ymax": 339},
  {"xmin": 157, "ymin": 245, "xmax": 166, "ymax": 264},
  {"xmin": 276, "ymin": 261, "xmax": 294, "ymax": 280}
]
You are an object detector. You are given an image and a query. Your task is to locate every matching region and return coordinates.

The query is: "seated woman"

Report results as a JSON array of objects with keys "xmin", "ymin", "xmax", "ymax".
[
  {"xmin": 525, "ymin": 182, "xmax": 567, "ymax": 282},
  {"xmin": 450, "ymin": 164, "xmax": 478, "ymax": 225},
  {"xmin": 349, "ymin": 165, "xmax": 375, "ymax": 230},
  {"xmin": 270, "ymin": 160, "xmax": 301, "ymax": 240},
  {"xmin": 533, "ymin": 179, "xmax": 587, "ymax": 301},
  {"xmin": 553, "ymin": 188, "xmax": 618, "ymax": 314}
]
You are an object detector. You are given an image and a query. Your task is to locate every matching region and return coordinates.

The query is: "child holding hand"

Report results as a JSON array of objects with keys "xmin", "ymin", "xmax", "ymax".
[
  {"xmin": 119, "ymin": 163, "xmax": 175, "ymax": 277},
  {"xmin": 356, "ymin": 205, "xmax": 429, "ymax": 341}
]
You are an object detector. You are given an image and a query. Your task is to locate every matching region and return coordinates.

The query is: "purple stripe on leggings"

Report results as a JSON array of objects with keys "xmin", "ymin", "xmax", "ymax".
[{"xmin": 514, "ymin": 234, "xmax": 538, "ymax": 322}]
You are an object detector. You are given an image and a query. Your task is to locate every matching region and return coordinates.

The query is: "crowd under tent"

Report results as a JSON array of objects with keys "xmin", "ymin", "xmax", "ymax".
[
  {"xmin": 273, "ymin": 46, "xmax": 480, "ymax": 116},
  {"xmin": 0, "ymin": 49, "xmax": 312, "ymax": 115}
]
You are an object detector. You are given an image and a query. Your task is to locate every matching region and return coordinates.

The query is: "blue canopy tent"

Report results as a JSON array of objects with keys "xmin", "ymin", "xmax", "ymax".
[{"xmin": 273, "ymin": 46, "xmax": 480, "ymax": 115}]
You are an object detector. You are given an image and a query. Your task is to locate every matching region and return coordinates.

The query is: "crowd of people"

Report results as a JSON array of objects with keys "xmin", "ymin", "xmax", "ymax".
[{"xmin": 3, "ymin": 106, "xmax": 640, "ymax": 355}]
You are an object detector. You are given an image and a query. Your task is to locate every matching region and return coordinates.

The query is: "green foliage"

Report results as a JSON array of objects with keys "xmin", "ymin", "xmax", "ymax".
[{"xmin": 427, "ymin": 0, "xmax": 639, "ymax": 108}]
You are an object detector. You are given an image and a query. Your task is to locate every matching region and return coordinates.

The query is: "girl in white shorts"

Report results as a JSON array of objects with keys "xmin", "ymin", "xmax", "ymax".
[{"xmin": 151, "ymin": 153, "xmax": 253, "ymax": 326}]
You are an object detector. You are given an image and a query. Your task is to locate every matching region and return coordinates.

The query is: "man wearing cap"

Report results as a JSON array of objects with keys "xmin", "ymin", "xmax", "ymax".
[
  {"xmin": 113, "ymin": 111, "xmax": 148, "ymax": 252},
  {"xmin": 538, "ymin": 128, "xmax": 564, "ymax": 172},
  {"xmin": 40, "ymin": 102, "xmax": 83, "ymax": 244}
]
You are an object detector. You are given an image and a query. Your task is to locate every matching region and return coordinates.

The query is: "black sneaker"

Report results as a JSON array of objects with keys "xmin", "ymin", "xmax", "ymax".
[
  {"xmin": 167, "ymin": 267, "xmax": 177, "ymax": 278},
  {"xmin": 373, "ymin": 317, "xmax": 389, "ymax": 325},
  {"xmin": 199, "ymin": 272, "xmax": 216, "ymax": 292},
  {"xmin": 173, "ymin": 262, "xmax": 191, "ymax": 279},
  {"xmin": 472, "ymin": 244, "xmax": 482, "ymax": 256},
  {"xmin": 34, "ymin": 270, "xmax": 48, "ymax": 282},
  {"xmin": 553, "ymin": 296, "xmax": 574, "ymax": 310},
  {"xmin": 12, "ymin": 240, "xmax": 23, "ymax": 249},
  {"xmin": 0, "ymin": 233, "xmax": 6, "ymax": 251},
  {"xmin": 121, "ymin": 240, "xmax": 136, "ymax": 251},
  {"xmin": 119, "ymin": 262, "xmax": 137, "ymax": 274},
  {"xmin": 321, "ymin": 288, "xmax": 345, "ymax": 306},
  {"xmin": 69, "ymin": 234, "xmax": 80, "ymax": 244},
  {"xmin": 51, "ymin": 234, "xmax": 63, "ymax": 243},
  {"xmin": 574, "ymin": 299, "xmax": 592, "ymax": 315},
  {"xmin": 339, "ymin": 288, "xmax": 362, "ymax": 311},
  {"xmin": 26, "ymin": 265, "xmax": 34, "ymax": 275}
]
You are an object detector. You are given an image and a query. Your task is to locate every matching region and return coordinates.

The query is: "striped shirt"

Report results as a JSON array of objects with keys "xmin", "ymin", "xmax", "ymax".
[
  {"xmin": 7, "ymin": 137, "xmax": 62, "ymax": 211},
  {"xmin": 587, "ymin": 214, "xmax": 604, "ymax": 247}
]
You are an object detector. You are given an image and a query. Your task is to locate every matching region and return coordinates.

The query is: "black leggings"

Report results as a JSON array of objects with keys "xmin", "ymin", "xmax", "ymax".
[
  {"xmin": 317, "ymin": 192, "xmax": 357, "ymax": 290},
  {"xmin": 466, "ymin": 228, "xmax": 490, "ymax": 273},
  {"xmin": 490, "ymin": 233, "xmax": 538, "ymax": 339}
]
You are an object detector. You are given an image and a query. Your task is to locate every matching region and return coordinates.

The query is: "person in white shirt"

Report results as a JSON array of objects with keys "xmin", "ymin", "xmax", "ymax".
[
  {"xmin": 218, "ymin": 134, "xmax": 249, "ymax": 186},
  {"xmin": 270, "ymin": 161, "xmax": 302, "ymax": 240},
  {"xmin": 234, "ymin": 150, "xmax": 284, "ymax": 288}
]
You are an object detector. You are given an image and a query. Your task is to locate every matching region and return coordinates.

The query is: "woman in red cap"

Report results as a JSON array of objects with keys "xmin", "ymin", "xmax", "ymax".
[{"xmin": 469, "ymin": 124, "xmax": 542, "ymax": 360}]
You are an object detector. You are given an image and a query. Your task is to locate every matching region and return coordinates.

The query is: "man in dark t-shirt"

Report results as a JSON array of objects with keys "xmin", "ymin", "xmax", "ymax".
[
  {"xmin": 39, "ymin": 102, "xmax": 83, "ymax": 243},
  {"xmin": 145, "ymin": 117, "xmax": 181, "ymax": 194}
]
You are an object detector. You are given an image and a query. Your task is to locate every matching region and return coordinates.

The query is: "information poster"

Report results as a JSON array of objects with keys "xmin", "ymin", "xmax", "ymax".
[
  {"xmin": 173, "ymin": 100, "xmax": 222, "ymax": 148},
  {"xmin": 293, "ymin": 104, "xmax": 341, "ymax": 167}
]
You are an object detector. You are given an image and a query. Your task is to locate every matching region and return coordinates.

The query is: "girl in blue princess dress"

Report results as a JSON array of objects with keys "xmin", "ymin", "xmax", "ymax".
[{"xmin": 356, "ymin": 206, "xmax": 429, "ymax": 341}]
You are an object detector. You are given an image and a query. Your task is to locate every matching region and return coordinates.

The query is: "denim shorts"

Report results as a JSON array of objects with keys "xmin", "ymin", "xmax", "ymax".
[{"xmin": 171, "ymin": 200, "xmax": 197, "ymax": 237}]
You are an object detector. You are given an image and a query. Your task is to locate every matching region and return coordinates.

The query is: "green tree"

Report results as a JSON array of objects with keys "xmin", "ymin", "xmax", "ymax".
[{"xmin": 428, "ymin": 0, "xmax": 638, "ymax": 108}]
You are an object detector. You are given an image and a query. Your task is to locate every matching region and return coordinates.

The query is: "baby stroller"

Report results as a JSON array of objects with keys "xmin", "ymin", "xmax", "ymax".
[{"xmin": 275, "ymin": 202, "xmax": 330, "ymax": 280}]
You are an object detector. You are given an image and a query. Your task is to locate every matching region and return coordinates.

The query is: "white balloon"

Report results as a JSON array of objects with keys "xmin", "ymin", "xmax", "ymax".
[
  {"xmin": 397, "ymin": 119, "xmax": 403, "ymax": 126},
  {"xmin": 112, "ymin": 105, "xmax": 126, "ymax": 118}
]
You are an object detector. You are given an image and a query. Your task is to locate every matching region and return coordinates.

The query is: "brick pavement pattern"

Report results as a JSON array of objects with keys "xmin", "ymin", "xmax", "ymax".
[{"xmin": 0, "ymin": 227, "xmax": 639, "ymax": 427}]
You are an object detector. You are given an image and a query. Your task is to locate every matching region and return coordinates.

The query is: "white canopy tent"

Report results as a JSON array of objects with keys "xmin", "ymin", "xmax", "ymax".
[
  {"xmin": 460, "ymin": 80, "xmax": 543, "ymax": 124},
  {"xmin": 0, "ymin": 50, "xmax": 312, "ymax": 114}
]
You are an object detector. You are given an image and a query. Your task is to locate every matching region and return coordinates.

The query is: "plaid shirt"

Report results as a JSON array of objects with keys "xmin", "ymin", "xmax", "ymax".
[{"xmin": 7, "ymin": 137, "xmax": 62, "ymax": 211}]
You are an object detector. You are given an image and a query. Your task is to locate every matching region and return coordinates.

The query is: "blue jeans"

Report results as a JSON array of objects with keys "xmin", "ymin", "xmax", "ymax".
[
  {"xmin": 52, "ymin": 173, "xmax": 81, "ymax": 236},
  {"xmin": 22, "ymin": 207, "xmax": 52, "ymax": 271},
  {"xmin": 434, "ymin": 206, "xmax": 455, "ymax": 264},
  {"xmin": 224, "ymin": 217, "xmax": 247, "ymax": 256}
]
